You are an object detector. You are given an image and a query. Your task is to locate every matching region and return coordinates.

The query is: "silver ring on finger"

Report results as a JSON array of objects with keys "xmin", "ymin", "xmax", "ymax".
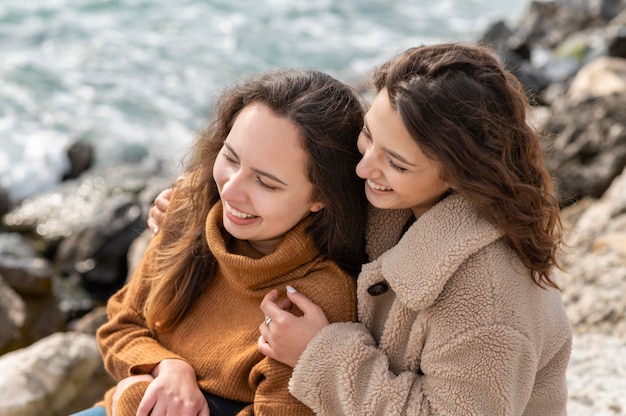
[{"xmin": 264, "ymin": 316, "xmax": 272, "ymax": 327}]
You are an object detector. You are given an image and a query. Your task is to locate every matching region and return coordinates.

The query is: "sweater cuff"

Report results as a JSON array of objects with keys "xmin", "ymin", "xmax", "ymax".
[{"xmin": 104, "ymin": 381, "xmax": 150, "ymax": 416}]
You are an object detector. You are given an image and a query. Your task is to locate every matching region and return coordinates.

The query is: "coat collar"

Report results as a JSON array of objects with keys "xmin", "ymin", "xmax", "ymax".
[{"xmin": 363, "ymin": 194, "xmax": 503, "ymax": 311}]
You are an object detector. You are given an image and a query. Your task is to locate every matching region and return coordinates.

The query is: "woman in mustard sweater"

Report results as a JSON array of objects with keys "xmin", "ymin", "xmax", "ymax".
[{"xmin": 72, "ymin": 69, "xmax": 368, "ymax": 416}]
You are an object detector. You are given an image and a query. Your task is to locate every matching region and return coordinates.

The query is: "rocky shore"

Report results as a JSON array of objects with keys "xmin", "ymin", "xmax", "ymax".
[{"xmin": 1, "ymin": 0, "xmax": 626, "ymax": 415}]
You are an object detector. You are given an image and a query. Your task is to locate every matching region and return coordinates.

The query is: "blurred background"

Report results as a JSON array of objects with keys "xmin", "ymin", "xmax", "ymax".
[
  {"xmin": 0, "ymin": 0, "xmax": 530, "ymax": 202},
  {"xmin": 3, "ymin": 1, "xmax": 626, "ymax": 415}
]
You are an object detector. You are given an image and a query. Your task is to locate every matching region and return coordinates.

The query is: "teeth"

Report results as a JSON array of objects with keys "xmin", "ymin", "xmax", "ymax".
[
  {"xmin": 367, "ymin": 179, "xmax": 391, "ymax": 191},
  {"xmin": 226, "ymin": 203, "xmax": 255, "ymax": 219}
]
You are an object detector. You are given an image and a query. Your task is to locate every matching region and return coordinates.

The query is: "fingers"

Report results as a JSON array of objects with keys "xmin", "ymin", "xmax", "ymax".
[
  {"xmin": 257, "ymin": 333, "xmax": 273, "ymax": 359},
  {"xmin": 155, "ymin": 188, "xmax": 173, "ymax": 211},
  {"xmin": 259, "ymin": 289, "xmax": 291, "ymax": 357},
  {"xmin": 147, "ymin": 188, "xmax": 173, "ymax": 233},
  {"xmin": 284, "ymin": 286, "xmax": 324, "ymax": 317},
  {"xmin": 272, "ymin": 296, "xmax": 292, "ymax": 311},
  {"xmin": 200, "ymin": 400, "xmax": 210, "ymax": 416},
  {"xmin": 259, "ymin": 289, "xmax": 279, "ymax": 317},
  {"xmin": 259, "ymin": 289, "xmax": 295, "ymax": 330},
  {"xmin": 259, "ymin": 288, "xmax": 294, "ymax": 313},
  {"xmin": 136, "ymin": 389, "xmax": 157, "ymax": 416},
  {"xmin": 147, "ymin": 217, "xmax": 159, "ymax": 234}
]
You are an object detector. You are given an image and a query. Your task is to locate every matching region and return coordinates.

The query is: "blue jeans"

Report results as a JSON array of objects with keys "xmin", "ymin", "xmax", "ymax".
[
  {"xmin": 68, "ymin": 406, "xmax": 106, "ymax": 416},
  {"xmin": 68, "ymin": 393, "xmax": 248, "ymax": 416}
]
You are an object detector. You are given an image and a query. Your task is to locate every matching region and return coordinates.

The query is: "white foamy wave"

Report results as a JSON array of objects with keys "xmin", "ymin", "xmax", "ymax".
[
  {"xmin": 1, "ymin": 134, "xmax": 71, "ymax": 202},
  {"xmin": 0, "ymin": 0, "xmax": 531, "ymax": 202}
]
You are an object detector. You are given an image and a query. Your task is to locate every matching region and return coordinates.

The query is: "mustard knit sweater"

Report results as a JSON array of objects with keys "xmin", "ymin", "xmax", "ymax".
[{"xmin": 96, "ymin": 200, "xmax": 358, "ymax": 416}]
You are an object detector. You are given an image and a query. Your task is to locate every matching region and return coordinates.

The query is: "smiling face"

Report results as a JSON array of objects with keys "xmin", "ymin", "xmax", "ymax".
[
  {"xmin": 212, "ymin": 102, "xmax": 325, "ymax": 254},
  {"xmin": 356, "ymin": 89, "xmax": 451, "ymax": 218}
]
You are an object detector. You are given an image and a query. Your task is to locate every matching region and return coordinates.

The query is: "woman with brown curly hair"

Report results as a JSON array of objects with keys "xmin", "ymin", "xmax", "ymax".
[
  {"xmin": 73, "ymin": 69, "xmax": 368, "ymax": 416},
  {"xmin": 260, "ymin": 43, "xmax": 572, "ymax": 415}
]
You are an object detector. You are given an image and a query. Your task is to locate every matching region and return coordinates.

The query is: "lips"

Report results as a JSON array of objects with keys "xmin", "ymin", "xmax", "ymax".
[
  {"xmin": 225, "ymin": 202, "xmax": 256, "ymax": 219},
  {"xmin": 367, "ymin": 179, "xmax": 392, "ymax": 191}
]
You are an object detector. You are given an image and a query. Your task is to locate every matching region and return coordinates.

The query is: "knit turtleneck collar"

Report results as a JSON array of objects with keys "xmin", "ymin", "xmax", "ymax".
[{"xmin": 205, "ymin": 200, "xmax": 321, "ymax": 292}]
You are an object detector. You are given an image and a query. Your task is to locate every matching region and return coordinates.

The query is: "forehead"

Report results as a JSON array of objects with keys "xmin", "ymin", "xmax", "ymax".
[
  {"xmin": 227, "ymin": 103, "xmax": 310, "ymax": 180},
  {"xmin": 366, "ymin": 91, "xmax": 415, "ymax": 146}
]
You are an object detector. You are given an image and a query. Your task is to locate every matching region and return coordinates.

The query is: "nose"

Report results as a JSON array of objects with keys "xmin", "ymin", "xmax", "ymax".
[
  {"xmin": 219, "ymin": 169, "xmax": 247, "ymax": 202},
  {"xmin": 355, "ymin": 143, "xmax": 378, "ymax": 180}
]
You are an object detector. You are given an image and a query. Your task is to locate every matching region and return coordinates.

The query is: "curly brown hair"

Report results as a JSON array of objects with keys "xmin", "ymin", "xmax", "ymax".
[
  {"xmin": 371, "ymin": 43, "xmax": 563, "ymax": 289},
  {"xmin": 145, "ymin": 69, "xmax": 368, "ymax": 331}
]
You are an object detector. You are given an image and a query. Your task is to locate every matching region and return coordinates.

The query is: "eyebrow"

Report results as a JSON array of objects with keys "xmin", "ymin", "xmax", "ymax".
[
  {"xmin": 383, "ymin": 147, "xmax": 417, "ymax": 167},
  {"xmin": 224, "ymin": 143, "xmax": 289, "ymax": 186},
  {"xmin": 363, "ymin": 120, "xmax": 417, "ymax": 167}
]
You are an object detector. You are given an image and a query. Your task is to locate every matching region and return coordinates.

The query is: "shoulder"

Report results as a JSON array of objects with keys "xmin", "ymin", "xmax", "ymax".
[
  {"xmin": 365, "ymin": 205, "xmax": 413, "ymax": 260},
  {"xmin": 295, "ymin": 261, "xmax": 358, "ymax": 323},
  {"xmin": 435, "ymin": 239, "xmax": 570, "ymax": 343}
]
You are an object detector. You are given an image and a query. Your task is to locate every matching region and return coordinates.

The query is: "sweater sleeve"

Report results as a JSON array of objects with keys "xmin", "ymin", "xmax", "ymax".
[
  {"xmin": 96, "ymin": 235, "xmax": 186, "ymax": 381},
  {"xmin": 289, "ymin": 321, "xmax": 543, "ymax": 415},
  {"xmin": 242, "ymin": 357, "xmax": 314, "ymax": 416}
]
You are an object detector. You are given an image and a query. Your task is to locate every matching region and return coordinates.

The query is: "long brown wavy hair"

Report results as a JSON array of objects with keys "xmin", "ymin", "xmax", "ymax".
[
  {"xmin": 371, "ymin": 43, "xmax": 563, "ymax": 289},
  {"xmin": 144, "ymin": 70, "xmax": 368, "ymax": 331}
]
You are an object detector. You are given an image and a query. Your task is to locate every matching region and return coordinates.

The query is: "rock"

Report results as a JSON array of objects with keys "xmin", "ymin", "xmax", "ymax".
[
  {"xmin": 0, "ymin": 186, "xmax": 9, "ymax": 217},
  {"xmin": 567, "ymin": 55, "xmax": 626, "ymax": 103},
  {"xmin": 556, "ymin": 165, "xmax": 626, "ymax": 338},
  {"xmin": 0, "ymin": 332, "xmax": 106, "ymax": 416},
  {"xmin": 608, "ymin": 24, "xmax": 626, "ymax": 57},
  {"xmin": 68, "ymin": 306, "xmax": 108, "ymax": 335},
  {"xmin": 0, "ymin": 277, "xmax": 27, "ymax": 354},
  {"xmin": 126, "ymin": 228, "xmax": 153, "ymax": 282},
  {"xmin": 0, "ymin": 232, "xmax": 54, "ymax": 296},
  {"xmin": 54, "ymin": 195, "xmax": 144, "ymax": 294},
  {"xmin": 2, "ymin": 163, "xmax": 170, "ymax": 306},
  {"xmin": 0, "ymin": 233, "xmax": 66, "ymax": 353},
  {"xmin": 2, "ymin": 163, "xmax": 162, "ymax": 246},
  {"xmin": 567, "ymin": 332, "xmax": 626, "ymax": 414},
  {"xmin": 541, "ymin": 79, "xmax": 626, "ymax": 205},
  {"xmin": 62, "ymin": 141, "xmax": 94, "ymax": 181}
]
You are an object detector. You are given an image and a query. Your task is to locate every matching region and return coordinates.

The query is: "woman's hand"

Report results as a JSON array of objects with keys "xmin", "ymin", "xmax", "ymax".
[
  {"xmin": 136, "ymin": 358, "xmax": 209, "ymax": 416},
  {"xmin": 112, "ymin": 374, "xmax": 154, "ymax": 416},
  {"xmin": 258, "ymin": 286, "xmax": 329, "ymax": 368},
  {"xmin": 147, "ymin": 188, "xmax": 173, "ymax": 234}
]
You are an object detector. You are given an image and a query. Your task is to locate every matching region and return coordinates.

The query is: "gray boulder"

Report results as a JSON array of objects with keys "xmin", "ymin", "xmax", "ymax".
[{"xmin": 0, "ymin": 332, "xmax": 107, "ymax": 416}]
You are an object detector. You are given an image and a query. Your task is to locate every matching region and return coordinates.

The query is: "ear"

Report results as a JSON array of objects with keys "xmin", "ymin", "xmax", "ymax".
[{"xmin": 309, "ymin": 201, "xmax": 325, "ymax": 213}]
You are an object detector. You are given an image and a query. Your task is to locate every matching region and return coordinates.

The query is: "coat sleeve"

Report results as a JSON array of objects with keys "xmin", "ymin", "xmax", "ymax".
[{"xmin": 288, "ymin": 320, "xmax": 543, "ymax": 415}]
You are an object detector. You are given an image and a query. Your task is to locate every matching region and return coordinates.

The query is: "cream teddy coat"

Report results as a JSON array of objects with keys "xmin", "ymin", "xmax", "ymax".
[{"xmin": 289, "ymin": 194, "xmax": 572, "ymax": 415}]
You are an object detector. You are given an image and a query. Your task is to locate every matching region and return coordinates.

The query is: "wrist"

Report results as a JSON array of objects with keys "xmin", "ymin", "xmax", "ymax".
[{"xmin": 152, "ymin": 358, "xmax": 194, "ymax": 378}]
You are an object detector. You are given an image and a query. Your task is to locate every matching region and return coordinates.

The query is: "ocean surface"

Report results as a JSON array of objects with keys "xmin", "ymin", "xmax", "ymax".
[{"xmin": 0, "ymin": 0, "xmax": 531, "ymax": 202}]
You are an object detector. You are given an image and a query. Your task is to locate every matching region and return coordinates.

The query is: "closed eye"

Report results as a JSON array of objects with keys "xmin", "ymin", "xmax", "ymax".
[
  {"xmin": 222, "ymin": 152, "xmax": 238, "ymax": 164},
  {"xmin": 256, "ymin": 176, "xmax": 278, "ymax": 190},
  {"xmin": 221, "ymin": 144, "xmax": 239, "ymax": 165},
  {"xmin": 387, "ymin": 158, "xmax": 407, "ymax": 172}
]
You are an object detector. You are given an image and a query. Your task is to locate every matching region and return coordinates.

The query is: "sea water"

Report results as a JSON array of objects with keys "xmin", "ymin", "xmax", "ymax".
[{"xmin": 0, "ymin": 0, "xmax": 530, "ymax": 202}]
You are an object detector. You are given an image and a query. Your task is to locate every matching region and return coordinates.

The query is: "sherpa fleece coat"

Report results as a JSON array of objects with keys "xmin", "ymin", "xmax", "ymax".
[
  {"xmin": 95, "ymin": 200, "xmax": 357, "ymax": 416},
  {"xmin": 289, "ymin": 193, "xmax": 572, "ymax": 415}
]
